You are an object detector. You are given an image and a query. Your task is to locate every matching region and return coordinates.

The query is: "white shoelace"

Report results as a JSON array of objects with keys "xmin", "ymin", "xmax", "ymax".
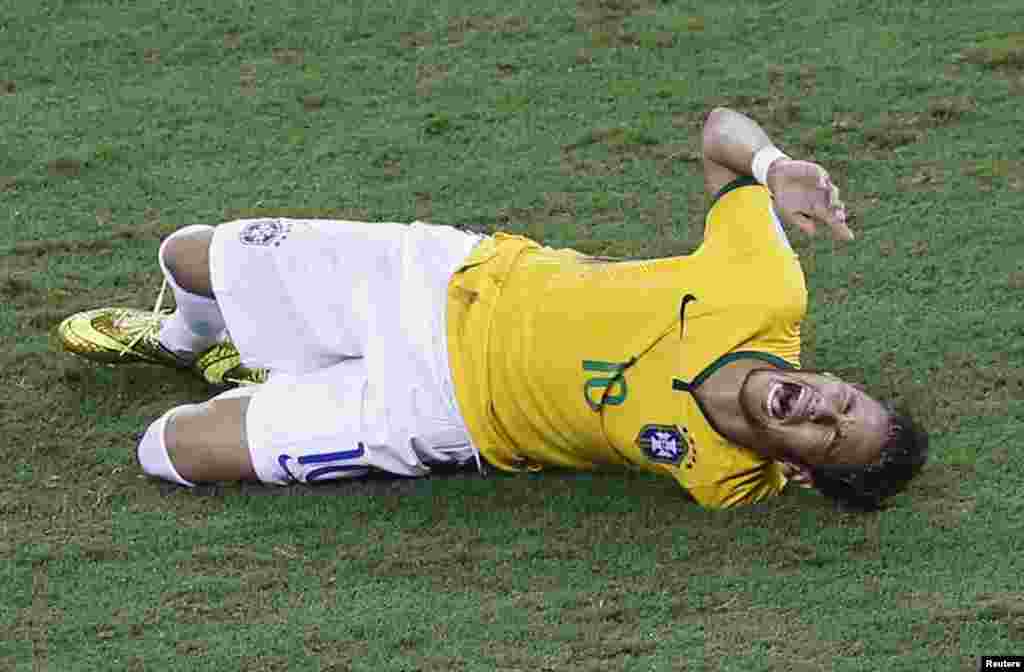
[{"xmin": 118, "ymin": 280, "xmax": 172, "ymax": 357}]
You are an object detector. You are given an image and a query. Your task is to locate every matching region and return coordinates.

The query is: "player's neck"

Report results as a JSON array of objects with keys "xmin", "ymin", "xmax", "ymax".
[{"xmin": 692, "ymin": 359, "xmax": 771, "ymax": 454}]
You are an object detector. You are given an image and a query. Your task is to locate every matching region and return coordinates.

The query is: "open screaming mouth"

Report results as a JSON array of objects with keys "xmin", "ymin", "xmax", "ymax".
[{"xmin": 767, "ymin": 382, "xmax": 806, "ymax": 421}]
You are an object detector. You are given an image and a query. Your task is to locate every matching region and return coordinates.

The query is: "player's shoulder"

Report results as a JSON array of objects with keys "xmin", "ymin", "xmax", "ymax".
[
  {"xmin": 710, "ymin": 175, "xmax": 765, "ymax": 209},
  {"xmin": 706, "ymin": 176, "xmax": 775, "ymax": 227},
  {"xmin": 703, "ymin": 176, "xmax": 793, "ymax": 255}
]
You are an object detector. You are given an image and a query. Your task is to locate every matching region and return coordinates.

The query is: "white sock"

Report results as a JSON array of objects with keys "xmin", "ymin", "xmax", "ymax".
[
  {"xmin": 157, "ymin": 225, "xmax": 226, "ymax": 358},
  {"xmin": 137, "ymin": 407, "xmax": 197, "ymax": 487}
]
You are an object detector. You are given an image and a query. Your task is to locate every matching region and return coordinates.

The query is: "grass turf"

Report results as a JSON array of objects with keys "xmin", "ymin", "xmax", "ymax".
[{"xmin": 2, "ymin": 0, "xmax": 1023, "ymax": 670}]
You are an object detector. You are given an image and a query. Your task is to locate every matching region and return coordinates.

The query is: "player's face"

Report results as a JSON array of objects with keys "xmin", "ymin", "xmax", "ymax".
[{"xmin": 739, "ymin": 369, "xmax": 890, "ymax": 467}]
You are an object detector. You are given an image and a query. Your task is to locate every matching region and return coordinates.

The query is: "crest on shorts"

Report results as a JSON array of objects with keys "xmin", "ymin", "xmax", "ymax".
[
  {"xmin": 636, "ymin": 424, "xmax": 689, "ymax": 466},
  {"xmin": 239, "ymin": 219, "xmax": 291, "ymax": 247}
]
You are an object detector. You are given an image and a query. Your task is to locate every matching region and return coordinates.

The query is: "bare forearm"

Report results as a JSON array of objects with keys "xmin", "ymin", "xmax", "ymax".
[
  {"xmin": 700, "ymin": 106, "xmax": 851, "ymax": 240},
  {"xmin": 701, "ymin": 107, "xmax": 775, "ymax": 178}
]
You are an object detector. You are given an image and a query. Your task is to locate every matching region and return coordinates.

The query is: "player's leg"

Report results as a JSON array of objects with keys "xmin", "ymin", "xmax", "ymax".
[
  {"xmin": 63, "ymin": 217, "xmax": 440, "ymax": 380},
  {"xmin": 134, "ymin": 219, "xmax": 484, "ymax": 486},
  {"xmin": 136, "ymin": 382, "xmax": 258, "ymax": 485},
  {"xmin": 55, "ymin": 223, "xmax": 255, "ymax": 383},
  {"xmin": 136, "ymin": 358, "xmax": 453, "ymax": 486},
  {"xmin": 159, "ymin": 226, "xmax": 214, "ymax": 298},
  {"xmin": 60, "ymin": 218, "xmax": 481, "ymax": 386},
  {"xmin": 156, "ymin": 225, "xmax": 225, "ymax": 358},
  {"xmin": 169, "ymin": 398, "xmax": 256, "ymax": 483}
]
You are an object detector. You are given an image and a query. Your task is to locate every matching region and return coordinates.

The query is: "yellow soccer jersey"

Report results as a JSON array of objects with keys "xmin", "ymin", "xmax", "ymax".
[{"xmin": 446, "ymin": 178, "xmax": 807, "ymax": 508}]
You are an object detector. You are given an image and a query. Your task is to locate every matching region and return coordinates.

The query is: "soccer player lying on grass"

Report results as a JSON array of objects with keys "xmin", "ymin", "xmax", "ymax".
[{"xmin": 58, "ymin": 107, "xmax": 927, "ymax": 510}]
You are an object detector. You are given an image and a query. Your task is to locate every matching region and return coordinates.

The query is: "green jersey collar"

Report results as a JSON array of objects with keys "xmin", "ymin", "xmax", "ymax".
[{"xmin": 672, "ymin": 350, "xmax": 796, "ymax": 440}]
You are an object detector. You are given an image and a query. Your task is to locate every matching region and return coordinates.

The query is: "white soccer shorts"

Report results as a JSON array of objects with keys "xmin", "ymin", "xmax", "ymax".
[{"xmin": 207, "ymin": 218, "xmax": 483, "ymax": 484}]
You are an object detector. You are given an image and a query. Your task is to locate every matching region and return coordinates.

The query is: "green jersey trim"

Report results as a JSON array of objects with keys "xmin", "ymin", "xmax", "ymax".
[
  {"xmin": 711, "ymin": 175, "xmax": 761, "ymax": 207},
  {"xmin": 683, "ymin": 350, "xmax": 794, "ymax": 390},
  {"xmin": 672, "ymin": 350, "xmax": 797, "ymax": 440}
]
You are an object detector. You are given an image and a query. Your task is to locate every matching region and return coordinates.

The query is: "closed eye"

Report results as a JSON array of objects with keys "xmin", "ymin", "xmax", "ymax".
[
  {"xmin": 829, "ymin": 392, "xmax": 859, "ymax": 458},
  {"xmin": 825, "ymin": 428, "xmax": 841, "ymax": 458}
]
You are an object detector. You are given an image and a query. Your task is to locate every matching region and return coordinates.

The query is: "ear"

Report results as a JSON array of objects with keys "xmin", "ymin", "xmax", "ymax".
[{"xmin": 779, "ymin": 460, "xmax": 815, "ymax": 489}]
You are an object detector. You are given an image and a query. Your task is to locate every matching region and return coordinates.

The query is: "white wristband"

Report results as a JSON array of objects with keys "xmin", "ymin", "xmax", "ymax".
[{"xmin": 751, "ymin": 145, "xmax": 789, "ymax": 186}]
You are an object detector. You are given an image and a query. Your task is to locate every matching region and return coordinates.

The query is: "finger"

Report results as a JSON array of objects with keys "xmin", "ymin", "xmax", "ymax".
[
  {"xmin": 815, "ymin": 166, "xmax": 830, "ymax": 191},
  {"xmin": 808, "ymin": 200, "xmax": 853, "ymax": 241},
  {"xmin": 829, "ymin": 207, "xmax": 854, "ymax": 241},
  {"xmin": 820, "ymin": 180, "xmax": 853, "ymax": 240},
  {"xmin": 827, "ymin": 182, "xmax": 841, "ymax": 209}
]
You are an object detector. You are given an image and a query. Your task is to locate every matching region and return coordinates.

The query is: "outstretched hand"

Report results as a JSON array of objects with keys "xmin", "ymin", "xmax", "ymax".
[{"xmin": 767, "ymin": 159, "xmax": 852, "ymax": 241}]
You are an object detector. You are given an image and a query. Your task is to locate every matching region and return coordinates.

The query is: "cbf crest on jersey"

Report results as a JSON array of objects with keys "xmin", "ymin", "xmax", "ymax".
[
  {"xmin": 636, "ymin": 424, "xmax": 689, "ymax": 466},
  {"xmin": 239, "ymin": 218, "xmax": 292, "ymax": 247}
]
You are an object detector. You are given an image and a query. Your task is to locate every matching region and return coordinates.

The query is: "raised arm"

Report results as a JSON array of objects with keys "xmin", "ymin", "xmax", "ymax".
[
  {"xmin": 701, "ymin": 107, "xmax": 774, "ymax": 197},
  {"xmin": 701, "ymin": 107, "xmax": 852, "ymax": 241}
]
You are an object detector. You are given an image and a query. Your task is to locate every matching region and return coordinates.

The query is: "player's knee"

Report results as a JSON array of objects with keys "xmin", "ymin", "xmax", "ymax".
[
  {"xmin": 164, "ymin": 402, "xmax": 215, "ymax": 483},
  {"xmin": 159, "ymin": 225, "xmax": 215, "ymax": 298},
  {"xmin": 158, "ymin": 397, "xmax": 255, "ymax": 484},
  {"xmin": 137, "ymin": 405, "xmax": 199, "ymax": 487}
]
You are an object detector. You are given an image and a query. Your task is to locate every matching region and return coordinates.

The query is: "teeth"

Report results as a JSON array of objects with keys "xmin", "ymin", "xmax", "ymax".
[
  {"xmin": 790, "ymin": 386, "xmax": 805, "ymax": 419},
  {"xmin": 767, "ymin": 383, "xmax": 783, "ymax": 419}
]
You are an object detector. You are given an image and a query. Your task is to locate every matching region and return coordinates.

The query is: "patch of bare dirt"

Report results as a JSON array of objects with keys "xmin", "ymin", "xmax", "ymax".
[
  {"xmin": 669, "ymin": 594, "xmax": 842, "ymax": 671},
  {"xmin": 575, "ymin": 0, "xmax": 657, "ymax": 32},
  {"xmin": 6, "ymin": 230, "xmax": 141, "ymax": 258},
  {"xmin": 400, "ymin": 31, "xmax": 433, "ymax": 49},
  {"xmin": 301, "ymin": 93, "xmax": 325, "ymax": 111},
  {"xmin": 914, "ymin": 590, "xmax": 1024, "ymax": 644},
  {"xmin": 956, "ymin": 33, "xmax": 1024, "ymax": 70},
  {"xmin": 221, "ymin": 206, "xmax": 371, "ymax": 221},
  {"xmin": 858, "ymin": 98, "xmax": 976, "ymax": 156},
  {"xmin": 239, "ymin": 64, "xmax": 257, "ymax": 95},
  {"xmin": 374, "ymin": 154, "xmax": 403, "ymax": 178},
  {"xmin": 574, "ymin": 0, "xmax": 684, "ymax": 51},
  {"xmin": 94, "ymin": 207, "xmax": 113, "ymax": 226},
  {"xmin": 271, "ymin": 47, "xmax": 304, "ymax": 65},
  {"xmin": 492, "ymin": 185, "xmax": 700, "ymax": 258},
  {"xmin": 966, "ymin": 159, "xmax": 1024, "ymax": 192},
  {"xmin": 415, "ymin": 62, "xmax": 449, "ymax": 97},
  {"xmin": 560, "ymin": 126, "xmax": 698, "ymax": 182},
  {"xmin": 47, "ymin": 158, "xmax": 81, "ymax": 178},
  {"xmin": 702, "ymin": 94, "xmax": 806, "ymax": 142},
  {"xmin": 446, "ymin": 15, "xmax": 529, "ymax": 46},
  {"xmin": 414, "ymin": 191, "xmax": 432, "ymax": 221},
  {"xmin": 875, "ymin": 351, "xmax": 1023, "ymax": 435},
  {"xmin": 897, "ymin": 162, "xmax": 950, "ymax": 192}
]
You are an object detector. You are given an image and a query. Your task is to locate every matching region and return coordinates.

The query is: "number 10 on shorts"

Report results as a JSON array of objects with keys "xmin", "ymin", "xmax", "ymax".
[{"xmin": 277, "ymin": 444, "xmax": 370, "ymax": 483}]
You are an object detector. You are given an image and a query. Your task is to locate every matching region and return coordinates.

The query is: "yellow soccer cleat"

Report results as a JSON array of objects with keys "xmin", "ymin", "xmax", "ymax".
[
  {"xmin": 192, "ymin": 342, "xmax": 269, "ymax": 387},
  {"xmin": 58, "ymin": 280, "xmax": 269, "ymax": 387},
  {"xmin": 57, "ymin": 280, "xmax": 185, "ymax": 368},
  {"xmin": 58, "ymin": 309, "xmax": 269, "ymax": 386},
  {"xmin": 57, "ymin": 306, "xmax": 191, "ymax": 369}
]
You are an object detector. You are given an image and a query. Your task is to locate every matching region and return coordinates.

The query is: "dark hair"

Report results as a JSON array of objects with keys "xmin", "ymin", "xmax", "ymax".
[{"xmin": 810, "ymin": 408, "xmax": 929, "ymax": 512}]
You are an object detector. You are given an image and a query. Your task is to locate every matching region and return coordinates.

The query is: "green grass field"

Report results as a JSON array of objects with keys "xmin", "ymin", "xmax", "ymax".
[{"xmin": 2, "ymin": 1, "xmax": 1023, "ymax": 670}]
